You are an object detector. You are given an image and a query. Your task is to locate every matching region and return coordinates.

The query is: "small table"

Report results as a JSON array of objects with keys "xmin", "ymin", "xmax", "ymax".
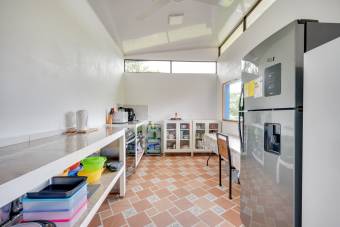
[{"xmin": 203, "ymin": 133, "xmax": 241, "ymax": 171}]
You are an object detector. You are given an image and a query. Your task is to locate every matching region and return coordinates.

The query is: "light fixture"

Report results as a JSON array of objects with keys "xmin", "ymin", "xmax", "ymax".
[{"xmin": 168, "ymin": 14, "xmax": 184, "ymax": 26}]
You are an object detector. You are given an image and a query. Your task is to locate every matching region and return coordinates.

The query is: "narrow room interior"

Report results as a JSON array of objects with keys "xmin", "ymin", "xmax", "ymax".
[{"xmin": 1, "ymin": 0, "xmax": 340, "ymax": 227}]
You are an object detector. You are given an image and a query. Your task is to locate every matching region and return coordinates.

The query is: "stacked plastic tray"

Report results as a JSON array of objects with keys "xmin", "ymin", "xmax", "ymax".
[{"xmin": 23, "ymin": 177, "xmax": 88, "ymax": 227}]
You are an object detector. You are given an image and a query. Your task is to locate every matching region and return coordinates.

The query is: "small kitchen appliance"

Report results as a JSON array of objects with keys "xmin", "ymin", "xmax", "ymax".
[
  {"xmin": 112, "ymin": 111, "xmax": 128, "ymax": 124},
  {"xmin": 118, "ymin": 107, "xmax": 136, "ymax": 122}
]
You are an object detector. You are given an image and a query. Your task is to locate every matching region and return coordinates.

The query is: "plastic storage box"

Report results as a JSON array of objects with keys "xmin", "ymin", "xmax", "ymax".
[
  {"xmin": 52, "ymin": 201, "xmax": 87, "ymax": 227},
  {"xmin": 23, "ymin": 184, "xmax": 87, "ymax": 212},
  {"xmin": 23, "ymin": 198, "xmax": 87, "ymax": 221},
  {"xmin": 0, "ymin": 202, "xmax": 11, "ymax": 225},
  {"xmin": 26, "ymin": 177, "xmax": 87, "ymax": 199}
]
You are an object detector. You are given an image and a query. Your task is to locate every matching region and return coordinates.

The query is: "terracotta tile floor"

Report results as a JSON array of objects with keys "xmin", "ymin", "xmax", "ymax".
[{"xmin": 89, "ymin": 155, "xmax": 242, "ymax": 227}]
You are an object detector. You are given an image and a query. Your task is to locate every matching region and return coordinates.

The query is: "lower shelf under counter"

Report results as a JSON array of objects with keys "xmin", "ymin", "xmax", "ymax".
[
  {"xmin": 0, "ymin": 126, "xmax": 126, "ymax": 217},
  {"xmin": 76, "ymin": 166, "xmax": 125, "ymax": 227}
]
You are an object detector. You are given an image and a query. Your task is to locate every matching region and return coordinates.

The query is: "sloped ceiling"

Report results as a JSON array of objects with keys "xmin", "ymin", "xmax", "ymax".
[{"xmin": 88, "ymin": 0, "xmax": 256, "ymax": 55}]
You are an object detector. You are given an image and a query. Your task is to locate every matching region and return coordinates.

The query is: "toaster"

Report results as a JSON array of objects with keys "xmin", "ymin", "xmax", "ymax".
[{"xmin": 112, "ymin": 111, "xmax": 128, "ymax": 124}]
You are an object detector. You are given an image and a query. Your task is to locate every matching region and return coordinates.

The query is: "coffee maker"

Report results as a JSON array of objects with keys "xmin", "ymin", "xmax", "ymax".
[{"xmin": 118, "ymin": 107, "xmax": 136, "ymax": 122}]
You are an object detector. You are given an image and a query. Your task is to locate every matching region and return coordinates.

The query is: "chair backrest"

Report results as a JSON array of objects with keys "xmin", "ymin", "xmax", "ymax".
[{"xmin": 216, "ymin": 133, "xmax": 232, "ymax": 165}]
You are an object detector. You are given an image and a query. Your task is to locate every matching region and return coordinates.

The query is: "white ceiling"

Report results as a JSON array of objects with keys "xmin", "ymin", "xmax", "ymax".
[{"xmin": 88, "ymin": 0, "xmax": 256, "ymax": 55}]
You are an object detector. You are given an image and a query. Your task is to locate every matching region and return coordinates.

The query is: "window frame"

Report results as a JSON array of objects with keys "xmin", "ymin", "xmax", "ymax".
[
  {"xmin": 218, "ymin": 0, "xmax": 277, "ymax": 56},
  {"xmin": 124, "ymin": 59, "xmax": 171, "ymax": 73},
  {"xmin": 124, "ymin": 59, "xmax": 217, "ymax": 75},
  {"xmin": 245, "ymin": 0, "xmax": 276, "ymax": 28},
  {"xmin": 220, "ymin": 22, "xmax": 244, "ymax": 55},
  {"xmin": 171, "ymin": 61, "xmax": 217, "ymax": 74},
  {"xmin": 222, "ymin": 80, "xmax": 241, "ymax": 122}
]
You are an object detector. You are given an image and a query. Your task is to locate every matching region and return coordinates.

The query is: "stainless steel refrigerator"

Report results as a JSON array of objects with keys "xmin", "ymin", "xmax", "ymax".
[{"xmin": 239, "ymin": 20, "xmax": 340, "ymax": 227}]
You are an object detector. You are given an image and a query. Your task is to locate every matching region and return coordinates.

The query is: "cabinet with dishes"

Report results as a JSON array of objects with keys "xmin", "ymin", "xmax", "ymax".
[
  {"xmin": 192, "ymin": 120, "xmax": 220, "ymax": 154},
  {"xmin": 163, "ymin": 120, "xmax": 192, "ymax": 154}
]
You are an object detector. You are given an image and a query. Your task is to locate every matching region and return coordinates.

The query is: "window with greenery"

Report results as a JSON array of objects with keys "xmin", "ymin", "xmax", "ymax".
[
  {"xmin": 124, "ymin": 60, "xmax": 170, "ymax": 73},
  {"xmin": 124, "ymin": 60, "xmax": 216, "ymax": 74},
  {"xmin": 172, "ymin": 61, "xmax": 216, "ymax": 74},
  {"xmin": 223, "ymin": 80, "xmax": 241, "ymax": 121}
]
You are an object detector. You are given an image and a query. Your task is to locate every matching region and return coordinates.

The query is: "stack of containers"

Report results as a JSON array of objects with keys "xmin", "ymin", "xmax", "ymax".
[
  {"xmin": 78, "ymin": 156, "xmax": 106, "ymax": 184},
  {"xmin": 68, "ymin": 162, "xmax": 82, "ymax": 177},
  {"xmin": 22, "ymin": 176, "xmax": 87, "ymax": 227}
]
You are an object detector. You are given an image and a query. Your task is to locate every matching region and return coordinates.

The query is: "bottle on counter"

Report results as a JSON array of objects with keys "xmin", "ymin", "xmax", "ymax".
[{"xmin": 106, "ymin": 108, "xmax": 114, "ymax": 124}]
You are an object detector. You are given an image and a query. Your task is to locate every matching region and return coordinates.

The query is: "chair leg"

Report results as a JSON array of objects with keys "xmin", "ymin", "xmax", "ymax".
[
  {"xmin": 219, "ymin": 155, "xmax": 222, "ymax": 187},
  {"xmin": 206, "ymin": 151, "xmax": 213, "ymax": 166},
  {"xmin": 229, "ymin": 166, "xmax": 232, "ymax": 200}
]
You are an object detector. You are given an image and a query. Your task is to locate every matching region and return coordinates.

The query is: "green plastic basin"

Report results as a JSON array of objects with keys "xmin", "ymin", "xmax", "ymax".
[{"xmin": 81, "ymin": 156, "xmax": 107, "ymax": 172}]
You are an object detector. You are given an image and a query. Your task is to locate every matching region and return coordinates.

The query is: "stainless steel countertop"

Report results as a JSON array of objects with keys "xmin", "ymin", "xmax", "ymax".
[
  {"xmin": 107, "ymin": 120, "xmax": 148, "ymax": 129},
  {"xmin": 0, "ymin": 126, "xmax": 125, "ymax": 207}
]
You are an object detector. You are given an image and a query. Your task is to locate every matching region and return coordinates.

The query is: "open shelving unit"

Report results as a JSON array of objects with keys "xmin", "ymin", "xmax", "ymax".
[
  {"xmin": 0, "ymin": 127, "xmax": 126, "ymax": 226},
  {"xmin": 135, "ymin": 123, "xmax": 147, "ymax": 167},
  {"xmin": 146, "ymin": 123, "xmax": 161, "ymax": 155},
  {"xmin": 110, "ymin": 121, "xmax": 147, "ymax": 176},
  {"xmin": 76, "ymin": 167, "xmax": 125, "ymax": 227}
]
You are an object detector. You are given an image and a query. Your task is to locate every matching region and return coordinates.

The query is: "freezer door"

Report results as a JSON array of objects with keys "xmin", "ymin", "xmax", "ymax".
[
  {"xmin": 240, "ymin": 110, "xmax": 299, "ymax": 227},
  {"xmin": 241, "ymin": 21, "xmax": 304, "ymax": 110}
]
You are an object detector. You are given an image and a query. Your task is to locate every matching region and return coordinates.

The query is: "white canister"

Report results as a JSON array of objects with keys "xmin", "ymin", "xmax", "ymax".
[
  {"xmin": 76, "ymin": 110, "xmax": 88, "ymax": 131},
  {"xmin": 65, "ymin": 111, "xmax": 76, "ymax": 130}
]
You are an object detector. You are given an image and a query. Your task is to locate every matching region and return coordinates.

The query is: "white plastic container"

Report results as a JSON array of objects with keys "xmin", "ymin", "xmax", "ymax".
[
  {"xmin": 65, "ymin": 112, "xmax": 76, "ymax": 131},
  {"xmin": 52, "ymin": 202, "xmax": 87, "ymax": 227},
  {"xmin": 76, "ymin": 110, "xmax": 88, "ymax": 131},
  {"xmin": 23, "ymin": 185, "xmax": 87, "ymax": 212},
  {"xmin": 23, "ymin": 197, "xmax": 87, "ymax": 221}
]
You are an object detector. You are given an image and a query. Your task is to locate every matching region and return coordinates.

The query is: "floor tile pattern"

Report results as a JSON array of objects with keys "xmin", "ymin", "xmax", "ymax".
[{"xmin": 89, "ymin": 155, "xmax": 242, "ymax": 227}]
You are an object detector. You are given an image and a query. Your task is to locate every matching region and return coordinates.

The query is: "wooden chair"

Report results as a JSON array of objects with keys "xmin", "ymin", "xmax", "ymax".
[{"xmin": 216, "ymin": 132, "xmax": 235, "ymax": 199}]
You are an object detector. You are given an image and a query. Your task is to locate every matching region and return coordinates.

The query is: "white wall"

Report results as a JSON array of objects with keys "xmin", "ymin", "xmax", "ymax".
[
  {"xmin": 124, "ymin": 73, "xmax": 217, "ymax": 122},
  {"xmin": 124, "ymin": 47, "xmax": 219, "ymax": 122},
  {"xmin": 0, "ymin": 0, "xmax": 125, "ymax": 142},
  {"xmin": 217, "ymin": 0, "xmax": 340, "ymax": 136}
]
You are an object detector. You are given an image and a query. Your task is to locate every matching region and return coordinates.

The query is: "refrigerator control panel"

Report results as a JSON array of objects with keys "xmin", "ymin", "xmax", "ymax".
[
  {"xmin": 264, "ymin": 63, "xmax": 281, "ymax": 97},
  {"xmin": 264, "ymin": 123, "xmax": 281, "ymax": 155}
]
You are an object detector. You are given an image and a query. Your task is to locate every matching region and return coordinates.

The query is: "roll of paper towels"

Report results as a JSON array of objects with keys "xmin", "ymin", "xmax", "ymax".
[{"xmin": 76, "ymin": 110, "xmax": 88, "ymax": 131}]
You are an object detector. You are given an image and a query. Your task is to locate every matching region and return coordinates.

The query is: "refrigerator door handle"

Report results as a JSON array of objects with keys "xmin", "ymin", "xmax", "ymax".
[{"xmin": 238, "ymin": 85, "xmax": 245, "ymax": 153}]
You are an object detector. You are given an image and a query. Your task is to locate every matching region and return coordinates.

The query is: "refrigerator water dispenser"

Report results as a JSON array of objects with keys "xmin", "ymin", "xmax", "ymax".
[{"xmin": 264, "ymin": 123, "xmax": 281, "ymax": 155}]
